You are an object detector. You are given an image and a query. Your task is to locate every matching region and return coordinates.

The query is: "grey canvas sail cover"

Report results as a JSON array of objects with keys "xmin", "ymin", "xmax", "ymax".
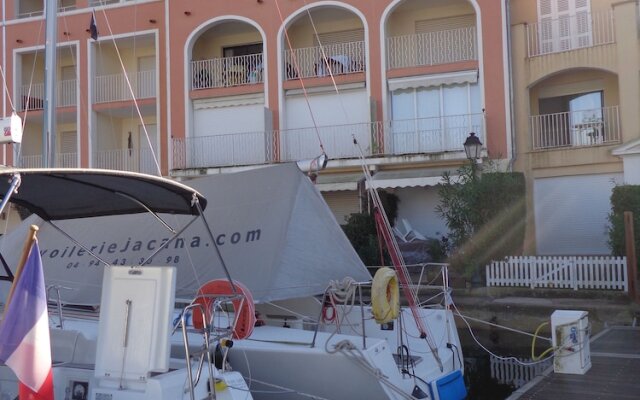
[{"xmin": 0, "ymin": 164, "xmax": 370, "ymax": 305}]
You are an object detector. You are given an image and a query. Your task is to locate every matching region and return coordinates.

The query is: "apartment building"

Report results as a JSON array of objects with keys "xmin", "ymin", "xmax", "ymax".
[
  {"xmin": 1, "ymin": 0, "xmax": 510, "ymax": 244},
  {"xmin": 509, "ymin": 0, "xmax": 640, "ymax": 256}
]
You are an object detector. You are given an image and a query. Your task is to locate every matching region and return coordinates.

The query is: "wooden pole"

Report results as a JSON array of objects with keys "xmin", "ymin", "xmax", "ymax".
[
  {"xmin": 624, "ymin": 212, "xmax": 638, "ymax": 302},
  {"xmin": 4, "ymin": 225, "xmax": 39, "ymax": 310}
]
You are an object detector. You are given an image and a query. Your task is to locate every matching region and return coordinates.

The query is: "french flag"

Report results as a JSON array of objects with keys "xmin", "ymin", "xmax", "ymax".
[{"xmin": 0, "ymin": 240, "xmax": 54, "ymax": 400}]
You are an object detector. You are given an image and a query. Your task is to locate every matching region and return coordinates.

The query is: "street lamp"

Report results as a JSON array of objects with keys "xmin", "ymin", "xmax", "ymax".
[{"xmin": 463, "ymin": 132, "xmax": 482, "ymax": 161}]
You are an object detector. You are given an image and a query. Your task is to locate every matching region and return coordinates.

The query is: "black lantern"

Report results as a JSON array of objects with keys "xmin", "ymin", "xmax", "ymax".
[{"xmin": 464, "ymin": 132, "xmax": 482, "ymax": 160}]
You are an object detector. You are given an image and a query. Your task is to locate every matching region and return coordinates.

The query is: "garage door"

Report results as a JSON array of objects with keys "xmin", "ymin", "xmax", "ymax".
[
  {"xmin": 534, "ymin": 173, "xmax": 622, "ymax": 255},
  {"xmin": 322, "ymin": 191, "xmax": 360, "ymax": 225}
]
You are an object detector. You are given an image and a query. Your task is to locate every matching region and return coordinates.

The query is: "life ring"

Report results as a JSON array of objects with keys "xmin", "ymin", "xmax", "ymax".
[
  {"xmin": 192, "ymin": 279, "xmax": 256, "ymax": 340},
  {"xmin": 371, "ymin": 267, "xmax": 400, "ymax": 324}
]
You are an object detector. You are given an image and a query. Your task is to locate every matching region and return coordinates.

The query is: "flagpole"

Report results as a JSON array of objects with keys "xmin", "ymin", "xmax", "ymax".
[{"xmin": 5, "ymin": 224, "xmax": 39, "ymax": 310}]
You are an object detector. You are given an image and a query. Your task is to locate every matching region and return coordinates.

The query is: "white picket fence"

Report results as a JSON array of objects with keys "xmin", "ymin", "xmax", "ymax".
[
  {"xmin": 486, "ymin": 256, "xmax": 628, "ymax": 291},
  {"xmin": 490, "ymin": 356, "xmax": 552, "ymax": 389}
]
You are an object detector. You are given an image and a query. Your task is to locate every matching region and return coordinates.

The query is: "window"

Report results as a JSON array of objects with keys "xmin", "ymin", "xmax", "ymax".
[
  {"xmin": 537, "ymin": 0, "xmax": 592, "ymax": 54},
  {"xmin": 538, "ymin": 90, "xmax": 603, "ymax": 146},
  {"xmin": 390, "ymin": 82, "xmax": 482, "ymax": 153},
  {"xmin": 222, "ymin": 44, "xmax": 263, "ymax": 86}
]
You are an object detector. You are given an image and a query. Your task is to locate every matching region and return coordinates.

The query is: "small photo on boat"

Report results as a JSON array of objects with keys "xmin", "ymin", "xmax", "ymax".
[{"xmin": 71, "ymin": 381, "xmax": 88, "ymax": 400}]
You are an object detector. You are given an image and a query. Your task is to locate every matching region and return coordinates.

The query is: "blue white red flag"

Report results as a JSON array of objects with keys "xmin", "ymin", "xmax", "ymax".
[{"xmin": 0, "ymin": 241, "xmax": 54, "ymax": 400}]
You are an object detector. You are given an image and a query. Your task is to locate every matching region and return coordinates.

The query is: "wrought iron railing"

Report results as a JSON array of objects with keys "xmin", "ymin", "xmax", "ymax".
[
  {"xmin": 387, "ymin": 26, "xmax": 476, "ymax": 69},
  {"xmin": 17, "ymin": 79, "xmax": 77, "ymax": 110},
  {"xmin": 173, "ymin": 114, "xmax": 484, "ymax": 169},
  {"xmin": 93, "ymin": 70, "xmax": 156, "ymax": 103},
  {"xmin": 93, "ymin": 148, "xmax": 159, "ymax": 174},
  {"xmin": 530, "ymin": 106, "xmax": 620, "ymax": 150},
  {"xmin": 191, "ymin": 54, "xmax": 264, "ymax": 89},
  {"xmin": 526, "ymin": 10, "xmax": 615, "ymax": 57},
  {"xmin": 283, "ymin": 41, "xmax": 365, "ymax": 80}
]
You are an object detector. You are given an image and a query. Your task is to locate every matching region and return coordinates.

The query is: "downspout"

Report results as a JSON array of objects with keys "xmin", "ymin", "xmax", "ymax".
[
  {"xmin": 2, "ymin": 0, "xmax": 6, "ymax": 163},
  {"xmin": 505, "ymin": 0, "xmax": 517, "ymax": 171}
]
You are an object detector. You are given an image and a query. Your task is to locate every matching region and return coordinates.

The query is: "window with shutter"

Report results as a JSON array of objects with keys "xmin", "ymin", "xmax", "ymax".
[{"xmin": 537, "ymin": 0, "xmax": 592, "ymax": 54}]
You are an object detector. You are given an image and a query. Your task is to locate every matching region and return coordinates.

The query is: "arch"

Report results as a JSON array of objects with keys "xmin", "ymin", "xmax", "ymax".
[
  {"xmin": 183, "ymin": 16, "xmax": 268, "ymax": 141},
  {"xmin": 528, "ymin": 66, "xmax": 618, "ymax": 90},
  {"xmin": 379, "ymin": 0, "xmax": 485, "ymax": 122},
  {"xmin": 276, "ymin": 1, "xmax": 371, "ymax": 131}
]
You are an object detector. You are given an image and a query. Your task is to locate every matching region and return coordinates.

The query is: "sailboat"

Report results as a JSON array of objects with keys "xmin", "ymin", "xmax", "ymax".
[{"xmin": 0, "ymin": 164, "xmax": 466, "ymax": 400}]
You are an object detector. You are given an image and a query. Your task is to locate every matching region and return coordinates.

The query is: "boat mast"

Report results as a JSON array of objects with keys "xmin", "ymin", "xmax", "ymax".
[{"xmin": 43, "ymin": 0, "xmax": 57, "ymax": 167}]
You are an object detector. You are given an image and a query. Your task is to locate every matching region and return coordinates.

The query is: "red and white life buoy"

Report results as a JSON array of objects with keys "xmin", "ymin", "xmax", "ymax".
[{"xmin": 192, "ymin": 279, "xmax": 256, "ymax": 340}]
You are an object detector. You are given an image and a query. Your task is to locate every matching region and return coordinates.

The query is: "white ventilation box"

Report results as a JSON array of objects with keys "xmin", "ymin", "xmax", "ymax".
[{"xmin": 551, "ymin": 310, "xmax": 591, "ymax": 375}]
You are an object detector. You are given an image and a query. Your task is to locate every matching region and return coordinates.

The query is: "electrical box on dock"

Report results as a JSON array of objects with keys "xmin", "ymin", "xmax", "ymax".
[{"xmin": 551, "ymin": 310, "xmax": 591, "ymax": 375}]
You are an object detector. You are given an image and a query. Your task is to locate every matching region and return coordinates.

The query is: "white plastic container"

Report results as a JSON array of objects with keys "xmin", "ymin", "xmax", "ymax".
[{"xmin": 551, "ymin": 310, "xmax": 591, "ymax": 374}]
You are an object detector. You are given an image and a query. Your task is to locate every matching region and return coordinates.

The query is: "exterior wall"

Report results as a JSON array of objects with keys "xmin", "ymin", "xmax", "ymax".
[
  {"xmin": 509, "ymin": 0, "xmax": 640, "ymax": 255},
  {"xmin": 0, "ymin": 0, "xmax": 510, "ymax": 245}
]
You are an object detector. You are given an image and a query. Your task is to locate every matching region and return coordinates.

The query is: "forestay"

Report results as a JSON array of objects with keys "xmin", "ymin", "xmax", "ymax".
[{"xmin": 0, "ymin": 164, "xmax": 370, "ymax": 305}]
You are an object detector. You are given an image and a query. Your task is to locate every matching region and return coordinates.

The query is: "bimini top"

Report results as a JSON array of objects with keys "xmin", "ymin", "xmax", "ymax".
[{"xmin": 0, "ymin": 168, "xmax": 206, "ymax": 221}]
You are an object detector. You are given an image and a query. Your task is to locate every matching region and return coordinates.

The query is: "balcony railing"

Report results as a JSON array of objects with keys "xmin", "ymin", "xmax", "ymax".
[
  {"xmin": 17, "ymin": 3, "xmax": 76, "ymax": 18},
  {"xmin": 527, "ymin": 10, "xmax": 615, "ymax": 57},
  {"xmin": 280, "ymin": 122, "xmax": 375, "ymax": 161},
  {"xmin": 387, "ymin": 26, "xmax": 477, "ymax": 69},
  {"xmin": 17, "ymin": 79, "xmax": 77, "ymax": 111},
  {"xmin": 93, "ymin": 148, "xmax": 159, "ymax": 174},
  {"xmin": 530, "ymin": 106, "xmax": 620, "ymax": 150},
  {"xmin": 283, "ymin": 41, "xmax": 365, "ymax": 80},
  {"xmin": 173, "ymin": 131, "xmax": 274, "ymax": 169},
  {"xmin": 20, "ymin": 153, "xmax": 78, "ymax": 168},
  {"xmin": 191, "ymin": 54, "xmax": 264, "ymax": 90},
  {"xmin": 173, "ymin": 114, "xmax": 484, "ymax": 170},
  {"xmin": 387, "ymin": 113, "xmax": 485, "ymax": 155},
  {"xmin": 93, "ymin": 70, "xmax": 156, "ymax": 103}
]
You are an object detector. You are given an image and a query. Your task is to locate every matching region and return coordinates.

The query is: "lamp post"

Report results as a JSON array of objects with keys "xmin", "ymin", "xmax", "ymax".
[{"xmin": 464, "ymin": 132, "xmax": 482, "ymax": 178}]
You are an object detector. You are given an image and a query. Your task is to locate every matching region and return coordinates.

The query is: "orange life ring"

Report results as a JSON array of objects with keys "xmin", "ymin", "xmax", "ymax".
[{"xmin": 192, "ymin": 279, "xmax": 256, "ymax": 340}]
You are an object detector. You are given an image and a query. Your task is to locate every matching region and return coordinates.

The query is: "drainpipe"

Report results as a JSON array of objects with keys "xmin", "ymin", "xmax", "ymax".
[
  {"xmin": 2, "ymin": 0, "xmax": 6, "ymax": 164},
  {"xmin": 505, "ymin": 0, "xmax": 517, "ymax": 171}
]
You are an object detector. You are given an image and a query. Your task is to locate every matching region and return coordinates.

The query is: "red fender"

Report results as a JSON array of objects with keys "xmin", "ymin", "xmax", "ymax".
[{"xmin": 192, "ymin": 279, "xmax": 256, "ymax": 339}]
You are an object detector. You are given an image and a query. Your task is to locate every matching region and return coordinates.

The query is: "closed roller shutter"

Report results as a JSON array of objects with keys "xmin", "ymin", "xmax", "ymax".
[
  {"xmin": 314, "ymin": 29, "xmax": 365, "ymax": 46},
  {"xmin": 322, "ymin": 191, "xmax": 360, "ymax": 225},
  {"xmin": 415, "ymin": 15, "xmax": 475, "ymax": 34},
  {"xmin": 534, "ymin": 173, "xmax": 621, "ymax": 255}
]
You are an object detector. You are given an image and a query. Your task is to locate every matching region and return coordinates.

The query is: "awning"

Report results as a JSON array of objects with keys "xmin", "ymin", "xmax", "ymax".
[
  {"xmin": 388, "ymin": 70, "xmax": 478, "ymax": 91},
  {"xmin": 367, "ymin": 169, "xmax": 457, "ymax": 189},
  {"xmin": 314, "ymin": 172, "xmax": 363, "ymax": 192}
]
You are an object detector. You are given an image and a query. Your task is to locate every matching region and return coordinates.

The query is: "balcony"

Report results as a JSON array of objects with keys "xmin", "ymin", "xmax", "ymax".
[
  {"xmin": 20, "ymin": 153, "xmax": 78, "ymax": 168},
  {"xmin": 93, "ymin": 70, "xmax": 156, "ymax": 103},
  {"xmin": 387, "ymin": 26, "xmax": 477, "ymax": 69},
  {"xmin": 17, "ymin": 0, "xmax": 76, "ymax": 18},
  {"xmin": 530, "ymin": 106, "xmax": 620, "ymax": 150},
  {"xmin": 93, "ymin": 148, "xmax": 159, "ymax": 174},
  {"xmin": 16, "ymin": 79, "xmax": 77, "ymax": 111},
  {"xmin": 283, "ymin": 41, "xmax": 365, "ymax": 80},
  {"xmin": 191, "ymin": 54, "xmax": 263, "ymax": 90},
  {"xmin": 387, "ymin": 113, "xmax": 484, "ymax": 155},
  {"xmin": 526, "ymin": 10, "xmax": 615, "ymax": 57},
  {"xmin": 173, "ymin": 114, "xmax": 484, "ymax": 170}
]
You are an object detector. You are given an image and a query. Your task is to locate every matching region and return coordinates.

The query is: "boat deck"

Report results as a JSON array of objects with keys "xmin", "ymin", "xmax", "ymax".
[{"xmin": 509, "ymin": 326, "xmax": 640, "ymax": 399}]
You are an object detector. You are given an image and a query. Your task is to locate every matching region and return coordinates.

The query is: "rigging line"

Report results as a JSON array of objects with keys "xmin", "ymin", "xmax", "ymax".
[
  {"xmin": 302, "ymin": 0, "xmax": 351, "ymax": 125},
  {"xmin": 98, "ymin": 8, "xmax": 162, "ymax": 176},
  {"xmin": 273, "ymin": 0, "xmax": 326, "ymax": 155},
  {"xmin": 352, "ymin": 138, "xmax": 440, "ymax": 357}
]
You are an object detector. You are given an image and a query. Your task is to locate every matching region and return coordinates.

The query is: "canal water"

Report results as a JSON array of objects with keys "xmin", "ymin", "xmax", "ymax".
[{"xmin": 458, "ymin": 326, "xmax": 554, "ymax": 399}]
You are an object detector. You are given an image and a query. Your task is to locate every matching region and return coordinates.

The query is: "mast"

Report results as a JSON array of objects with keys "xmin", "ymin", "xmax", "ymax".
[{"xmin": 43, "ymin": 0, "xmax": 57, "ymax": 167}]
